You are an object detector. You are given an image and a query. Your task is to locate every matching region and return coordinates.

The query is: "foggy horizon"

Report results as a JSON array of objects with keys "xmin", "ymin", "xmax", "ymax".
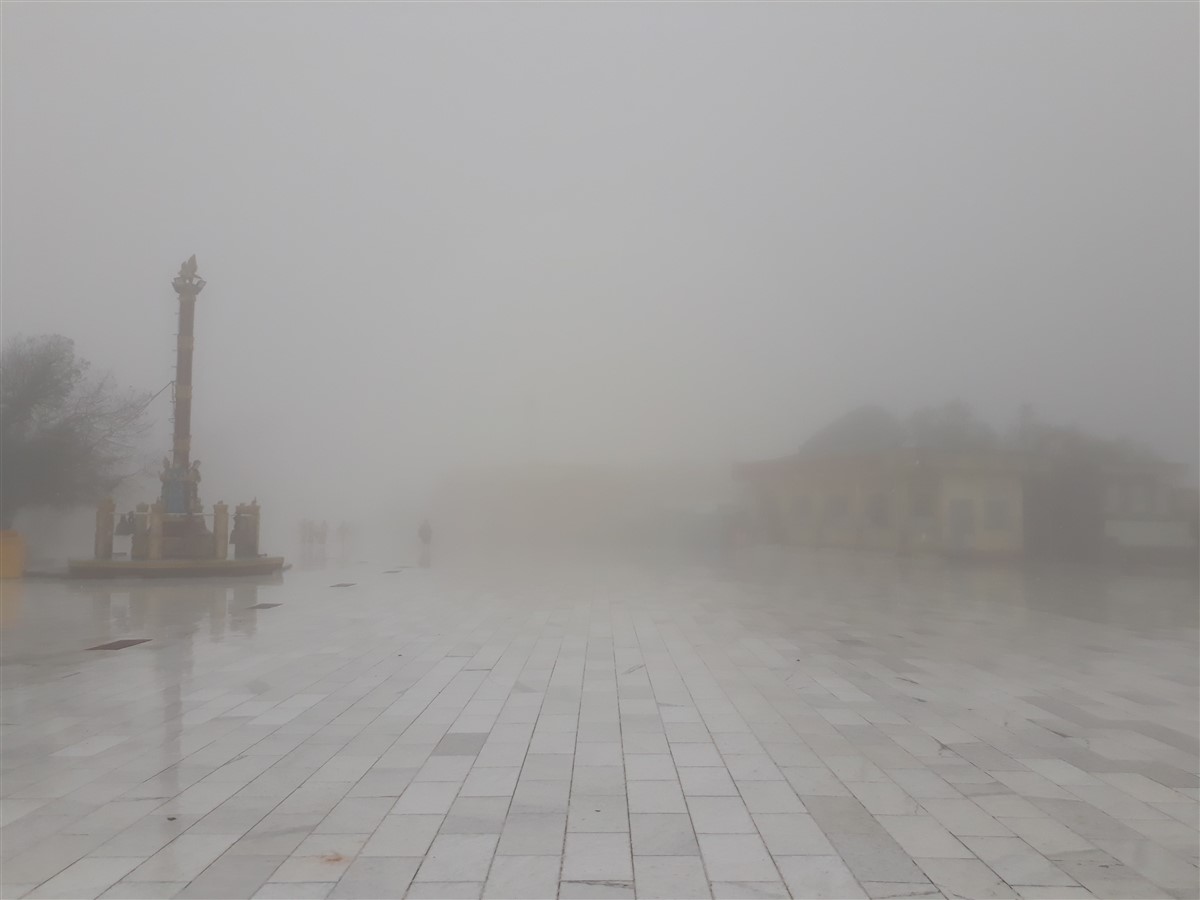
[
  {"xmin": 2, "ymin": 8, "xmax": 1199, "ymax": 900},
  {"xmin": 4, "ymin": 2, "xmax": 1197, "ymax": 532}
]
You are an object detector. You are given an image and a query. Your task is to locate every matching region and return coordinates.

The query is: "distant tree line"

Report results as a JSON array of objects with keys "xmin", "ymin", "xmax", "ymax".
[{"xmin": 798, "ymin": 400, "xmax": 1162, "ymax": 466}]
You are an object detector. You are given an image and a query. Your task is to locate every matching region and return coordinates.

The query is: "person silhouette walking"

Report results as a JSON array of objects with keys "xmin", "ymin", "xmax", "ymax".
[{"xmin": 419, "ymin": 519, "xmax": 433, "ymax": 568}]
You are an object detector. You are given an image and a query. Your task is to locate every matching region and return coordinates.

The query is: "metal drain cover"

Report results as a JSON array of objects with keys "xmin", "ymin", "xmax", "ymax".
[
  {"xmin": 87, "ymin": 639, "xmax": 150, "ymax": 651},
  {"xmin": 329, "ymin": 582, "xmax": 356, "ymax": 588},
  {"xmin": 249, "ymin": 603, "xmax": 281, "ymax": 609}
]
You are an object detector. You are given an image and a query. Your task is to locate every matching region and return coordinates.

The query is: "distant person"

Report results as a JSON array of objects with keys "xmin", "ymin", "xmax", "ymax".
[{"xmin": 419, "ymin": 518, "xmax": 432, "ymax": 568}]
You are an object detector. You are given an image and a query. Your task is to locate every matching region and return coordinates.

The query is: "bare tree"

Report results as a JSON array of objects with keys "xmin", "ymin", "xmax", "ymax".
[{"xmin": 1, "ymin": 334, "xmax": 152, "ymax": 529}]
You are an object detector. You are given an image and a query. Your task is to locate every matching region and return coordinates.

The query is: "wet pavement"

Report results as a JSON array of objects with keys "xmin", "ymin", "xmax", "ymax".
[{"xmin": 0, "ymin": 555, "xmax": 1196, "ymax": 899}]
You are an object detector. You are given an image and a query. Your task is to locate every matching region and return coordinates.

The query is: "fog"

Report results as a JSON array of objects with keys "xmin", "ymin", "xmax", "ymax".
[{"xmin": 3, "ymin": 3, "xmax": 1197, "ymax": 558}]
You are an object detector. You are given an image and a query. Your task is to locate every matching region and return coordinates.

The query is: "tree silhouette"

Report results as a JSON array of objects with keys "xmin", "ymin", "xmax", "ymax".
[{"xmin": 1, "ymin": 335, "xmax": 151, "ymax": 529}]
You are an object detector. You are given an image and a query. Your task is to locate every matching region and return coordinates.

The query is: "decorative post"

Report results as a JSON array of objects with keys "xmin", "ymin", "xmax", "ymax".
[
  {"xmin": 132, "ymin": 503, "xmax": 150, "ymax": 560},
  {"xmin": 233, "ymin": 501, "xmax": 261, "ymax": 559},
  {"xmin": 148, "ymin": 502, "xmax": 164, "ymax": 561},
  {"xmin": 249, "ymin": 501, "xmax": 261, "ymax": 557},
  {"xmin": 213, "ymin": 502, "xmax": 229, "ymax": 560},
  {"xmin": 94, "ymin": 497, "xmax": 116, "ymax": 560}
]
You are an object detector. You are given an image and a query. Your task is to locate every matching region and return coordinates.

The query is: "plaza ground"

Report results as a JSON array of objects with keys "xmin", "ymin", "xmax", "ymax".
[{"xmin": 1, "ymin": 552, "xmax": 1196, "ymax": 899}]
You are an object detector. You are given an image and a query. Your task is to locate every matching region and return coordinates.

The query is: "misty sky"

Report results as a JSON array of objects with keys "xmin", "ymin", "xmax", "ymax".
[{"xmin": 4, "ymin": 2, "xmax": 1197, "ymax": 525}]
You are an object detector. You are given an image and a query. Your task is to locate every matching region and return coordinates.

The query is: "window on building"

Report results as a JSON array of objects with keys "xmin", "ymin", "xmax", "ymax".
[
  {"xmin": 985, "ymin": 498, "xmax": 1010, "ymax": 531},
  {"xmin": 792, "ymin": 495, "xmax": 810, "ymax": 524},
  {"xmin": 866, "ymin": 493, "xmax": 889, "ymax": 528},
  {"xmin": 1155, "ymin": 487, "xmax": 1171, "ymax": 517},
  {"xmin": 823, "ymin": 495, "xmax": 848, "ymax": 525},
  {"xmin": 948, "ymin": 498, "xmax": 976, "ymax": 537},
  {"xmin": 1173, "ymin": 490, "xmax": 1194, "ymax": 516},
  {"xmin": 1105, "ymin": 485, "xmax": 1123, "ymax": 517},
  {"xmin": 911, "ymin": 478, "xmax": 937, "ymax": 518}
]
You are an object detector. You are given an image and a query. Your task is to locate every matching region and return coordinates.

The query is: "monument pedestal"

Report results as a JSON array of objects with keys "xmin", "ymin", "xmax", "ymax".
[
  {"xmin": 68, "ymin": 556, "xmax": 285, "ymax": 579},
  {"xmin": 161, "ymin": 514, "xmax": 215, "ymax": 559}
]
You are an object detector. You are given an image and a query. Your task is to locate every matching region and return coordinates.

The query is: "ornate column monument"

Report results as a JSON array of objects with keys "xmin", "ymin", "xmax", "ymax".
[
  {"xmin": 70, "ymin": 257, "xmax": 284, "ymax": 578},
  {"xmin": 158, "ymin": 256, "xmax": 213, "ymax": 558}
]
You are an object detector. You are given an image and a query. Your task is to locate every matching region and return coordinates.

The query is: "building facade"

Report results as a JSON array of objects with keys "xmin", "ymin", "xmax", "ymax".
[{"xmin": 735, "ymin": 450, "xmax": 1026, "ymax": 559}]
